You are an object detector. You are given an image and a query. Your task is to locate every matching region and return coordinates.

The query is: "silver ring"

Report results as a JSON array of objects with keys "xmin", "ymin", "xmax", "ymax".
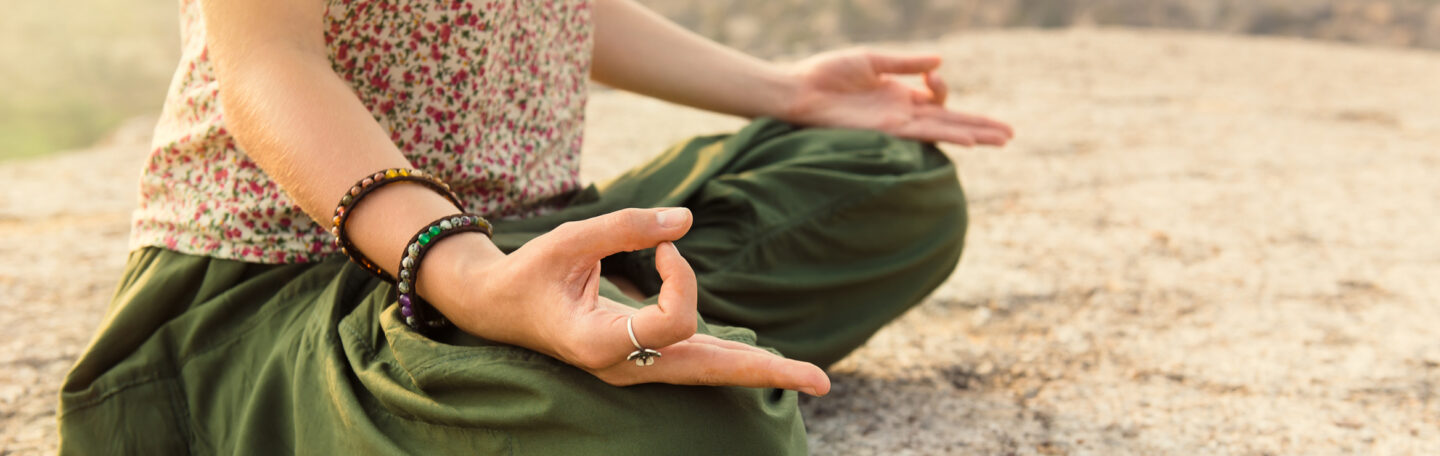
[{"xmin": 625, "ymin": 315, "xmax": 661, "ymax": 366}]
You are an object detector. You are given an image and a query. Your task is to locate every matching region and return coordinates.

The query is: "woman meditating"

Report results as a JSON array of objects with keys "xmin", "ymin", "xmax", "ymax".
[{"xmin": 59, "ymin": 0, "xmax": 1012, "ymax": 453}]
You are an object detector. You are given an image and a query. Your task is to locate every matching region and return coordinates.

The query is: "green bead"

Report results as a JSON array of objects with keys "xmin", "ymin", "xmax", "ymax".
[
  {"xmin": 419, "ymin": 233, "xmax": 431, "ymax": 245},
  {"xmin": 340, "ymin": 194, "xmax": 352, "ymax": 206},
  {"xmin": 429, "ymin": 226, "xmax": 442, "ymax": 236}
]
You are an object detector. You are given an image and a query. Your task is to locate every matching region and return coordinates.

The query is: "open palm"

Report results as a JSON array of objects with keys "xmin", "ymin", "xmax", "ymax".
[{"xmin": 784, "ymin": 49, "xmax": 1015, "ymax": 147}]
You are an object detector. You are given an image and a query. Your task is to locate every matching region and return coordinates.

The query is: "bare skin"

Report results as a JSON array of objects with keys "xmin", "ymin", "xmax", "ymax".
[{"xmin": 201, "ymin": 0, "xmax": 1013, "ymax": 397}]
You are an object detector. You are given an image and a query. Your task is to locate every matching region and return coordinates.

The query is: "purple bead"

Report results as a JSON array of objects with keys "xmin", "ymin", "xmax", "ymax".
[{"xmin": 399, "ymin": 295, "xmax": 414, "ymax": 317}]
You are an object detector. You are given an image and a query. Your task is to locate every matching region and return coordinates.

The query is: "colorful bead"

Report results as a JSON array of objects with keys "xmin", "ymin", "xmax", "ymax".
[
  {"xmin": 391, "ymin": 212, "xmax": 493, "ymax": 332},
  {"xmin": 385, "ymin": 169, "xmax": 398, "ymax": 179},
  {"xmin": 340, "ymin": 194, "xmax": 352, "ymax": 206},
  {"xmin": 362, "ymin": 177, "xmax": 374, "ymax": 187}
]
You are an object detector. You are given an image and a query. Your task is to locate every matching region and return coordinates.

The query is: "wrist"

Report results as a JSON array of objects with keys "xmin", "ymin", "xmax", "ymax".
[
  {"xmin": 764, "ymin": 62, "xmax": 806, "ymax": 121},
  {"xmin": 415, "ymin": 231, "xmax": 505, "ymax": 313}
]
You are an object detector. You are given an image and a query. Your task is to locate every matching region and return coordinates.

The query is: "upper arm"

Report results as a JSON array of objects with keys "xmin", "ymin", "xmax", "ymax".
[{"xmin": 199, "ymin": 0, "xmax": 330, "ymax": 77}]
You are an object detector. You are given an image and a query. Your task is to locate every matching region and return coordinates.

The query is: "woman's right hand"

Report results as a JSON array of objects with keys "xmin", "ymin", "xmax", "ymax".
[{"xmin": 420, "ymin": 207, "xmax": 831, "ymax": 396}]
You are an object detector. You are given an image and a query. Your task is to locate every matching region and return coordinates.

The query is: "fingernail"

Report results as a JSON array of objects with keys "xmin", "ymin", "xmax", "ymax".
[
  {"xmin": 656, "ymin": 208, "xmax": 688, "ymax": 228},
  {"xmin": 800, "ymin": 387, "xmax": 818, "ymax": 396}
]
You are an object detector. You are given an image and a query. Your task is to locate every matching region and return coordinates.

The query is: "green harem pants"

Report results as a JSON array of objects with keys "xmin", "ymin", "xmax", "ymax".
[{"xmin": 58, "ymin": 118, "xmax": 968, "ymax": 455}]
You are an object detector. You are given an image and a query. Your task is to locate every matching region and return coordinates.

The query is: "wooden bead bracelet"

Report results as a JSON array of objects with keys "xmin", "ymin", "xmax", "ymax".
[{"xmin": 330, "ymin": 168, "xmax": 464, "ymax": 282}]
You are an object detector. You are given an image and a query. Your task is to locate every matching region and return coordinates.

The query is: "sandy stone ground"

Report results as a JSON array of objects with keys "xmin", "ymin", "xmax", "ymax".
[{"xmin": 3, "ymin": 28, "xmax": 1439, "ymax": 455}]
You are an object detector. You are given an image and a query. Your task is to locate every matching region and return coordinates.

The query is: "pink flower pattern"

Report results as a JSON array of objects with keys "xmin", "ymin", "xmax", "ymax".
[{"xmin": 132, "ymin": 0, "xmax": 591, "ymax": 264}]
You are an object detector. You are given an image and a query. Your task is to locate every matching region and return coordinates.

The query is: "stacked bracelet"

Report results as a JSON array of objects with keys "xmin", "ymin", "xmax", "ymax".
[
  {"xmin": 397, "ymin": 213, "xmax": 493, "ymax": 329},
  {"xmin": 331, "ymin": 168, "xmax": 464, "ymax": 282}
]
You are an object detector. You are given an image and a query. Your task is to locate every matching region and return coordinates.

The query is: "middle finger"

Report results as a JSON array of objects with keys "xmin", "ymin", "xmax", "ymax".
[{"xmin": 600, "ymin": 339, "xmax": 830, "ymax": 396}]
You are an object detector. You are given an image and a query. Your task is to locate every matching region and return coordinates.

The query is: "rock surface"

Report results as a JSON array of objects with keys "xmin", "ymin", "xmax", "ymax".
[{"xmin": 4, "ymin": 29, "xmax": 1440, "ymax": 454}]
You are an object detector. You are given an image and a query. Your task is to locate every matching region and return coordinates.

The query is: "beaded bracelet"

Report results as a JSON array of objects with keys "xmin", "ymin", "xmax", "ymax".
[
  {"xmin": 331, "ymin": 168, "xmax": 464, "ymax": 283},
  {"xmin": 397, "ymin": 213, "xmax": 493, "ymax": 329}
]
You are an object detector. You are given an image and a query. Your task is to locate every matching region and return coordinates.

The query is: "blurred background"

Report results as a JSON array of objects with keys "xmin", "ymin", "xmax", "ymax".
[
  {"xmin": 4, "ymin": 0, "xmax": 1440, "ymax": 161},
  {"xmin": 5, "ymin": 1, "xmax": 1440, "ymax": 454}
]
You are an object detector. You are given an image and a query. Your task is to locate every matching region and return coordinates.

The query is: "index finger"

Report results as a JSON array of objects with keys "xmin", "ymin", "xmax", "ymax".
[
  {"xmin": 572, "ymin": 241, "xmax": 698, "ymax": 369},
  {"xmin": 925, "ymin": 71, "xmax": 948, "ymax": 106}
]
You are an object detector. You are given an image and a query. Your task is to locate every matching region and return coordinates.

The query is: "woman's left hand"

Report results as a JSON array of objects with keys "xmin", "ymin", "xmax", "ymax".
[{"xmin": 782, "ymin": 49, "xmax": 1015, "ymax": 147}]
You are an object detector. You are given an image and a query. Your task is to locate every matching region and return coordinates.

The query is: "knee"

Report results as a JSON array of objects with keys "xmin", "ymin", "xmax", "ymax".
[
  {"xmin": 765, "ymin": 127, "xmax": 971, "ymax": 258},
  {"xmin": 861, "ymin": 140, "xmax": 969, "ymax": 254}
]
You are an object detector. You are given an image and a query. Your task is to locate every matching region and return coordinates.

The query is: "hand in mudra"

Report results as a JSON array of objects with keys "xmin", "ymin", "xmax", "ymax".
[
  {"xmin": 785, "ymin": 48, "xmax": 1015, "ymax": 147},
  {"xmin": 436, "ymin": 207, "xmax": 831, "ymax": 396}
]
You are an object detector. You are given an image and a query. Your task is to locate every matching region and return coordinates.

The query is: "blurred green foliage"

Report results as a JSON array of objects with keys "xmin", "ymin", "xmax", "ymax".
[{"xmin": 0, "ymin": 0, "xmax": 178, "ymax": 161}]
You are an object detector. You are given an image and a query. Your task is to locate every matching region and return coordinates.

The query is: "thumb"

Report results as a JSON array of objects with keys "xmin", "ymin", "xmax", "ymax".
[
  {"xmin": 545, "ymin": 207, "xmax": 692, "ymax": 264},
  {"xmin": 867, "ymin": 52, "xmax": 941, "ymax": 75}
]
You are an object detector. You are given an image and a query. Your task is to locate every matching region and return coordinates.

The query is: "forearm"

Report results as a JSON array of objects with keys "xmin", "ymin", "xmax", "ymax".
[
  {"xmin": 590, "ymin": 0, "xmax": 798, "ymax": 119},
  {"xmin": 216, "ymin": 49, "xmax": 409, "ymax": 223},
  {"xmin": 203, "ymin": 0, "xmax": 501, "ymax": 300}
]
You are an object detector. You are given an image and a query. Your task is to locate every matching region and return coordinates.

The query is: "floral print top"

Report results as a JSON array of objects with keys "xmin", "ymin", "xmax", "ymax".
[{"xmin": 132, "ymin": 0, "xmax": 591, "ymax": 263}]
